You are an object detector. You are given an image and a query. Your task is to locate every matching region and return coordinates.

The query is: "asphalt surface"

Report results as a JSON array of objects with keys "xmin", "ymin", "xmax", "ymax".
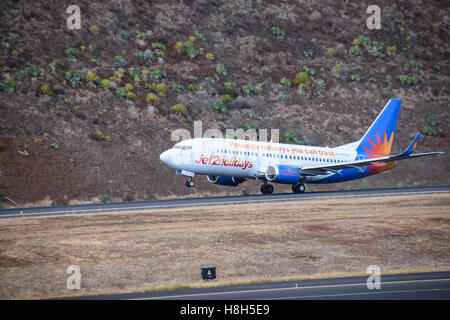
[
  {"xmin": 75, "ymin": 272, "xmax": 450, "ymax": 300},
  {"xmin": 1, "ymin": 185, "xmax": 449, "ymax": 218}
]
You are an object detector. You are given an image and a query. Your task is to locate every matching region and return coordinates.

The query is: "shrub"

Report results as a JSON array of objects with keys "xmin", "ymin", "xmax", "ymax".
[
  {"xmin": 294, "ymin": 72, "xmax": 310, "ymax": 86},
  {"xmin": 368, "ymin": 77, "xmax": 377, "ymax": 83},
  {"xmin": 98, "ymin": 194, "xmax": 112, "ymax": 203},
  {"xmin": 303, "ymin": 49, "xmax": 313, "ymax": 59},
  {"xmin": 280, "ymin": 77, "xmax": 292, "ymax": 87},
  {"xmin": 312, "ymin": 79, "xmax": 326, "ymax": 90},
  {"xmin": 386, "ymin": 45, "xmax": 397, "ymax": 53},
  {"xmin": 114, "ymin": 55, "xmax": 128, "ymax": 67},
  {"xmin": 303, "ymin": 66, "xmax": 316, "ymax": 76},
  {"xmin": 224, "ymin": 81, "xmax": 236, "ymax": 91},
  {"xmin": 433, "ymin": 64, "xmax": 440, "ymax": 71},
  {"xmin": 65, "ymin": 70, "xmax": 81, "ymax": 86},
  {"xmin": 39, "ymin": 84, "xmax": 51, "ymax": 95},
  {"xmin": 349, "ymin": 46, "xmax": 363, "ymax": 56},
  {"xmin": 126, "ymin": 92, "xmax": 136, "ymax": 100},
  {"xmin": 2, "ymin": 80, "xmax": 15, "ymax": 92},
  {"xmin": 220, "ymin": 94, "xmax": 232, "ymax": 103},
  {"xmin": 350, "ymin": 74, "xmax": 360, "ymax": 81},
  {"xmin": 175, "ymin": 41, "xmax": 185, "ymax": 53},
  {"xmin": 205, "ymin": 53, "xmax": 214, "ymax": 61},
  {"xmin": 271, "ymin": 26, "xmax": 286, "ymax": 37},
  {"xmin": 146, "ymin": 93, "xmax": 160, "ymax": 105},
  {"xmin": 151, "ymin": 42, "xmax": 165, "ymax": 50},
  {"xmin": 25, "ymin": 65, "xmax": 39, "ymax": 77},
  {"xmin": 11, "ymin": 49, "xmax": 20, "ymax": 56},
  {"xmin": 427, "ymin": 116, "xmax": 438, "ymax": 127},
  {"xmin": 137, "ymin": 33, "xmax": 146, "ymax": 40},
  {"xmin": 212, "ymin": 100, "xmax": 227, "ymax": 113},
  {"xmin": 285, "ymin": 131, "xmax": 300, "ymax": 144},
  {"xmin": 151, "ymin": 69, "xmax": 166, "ymax": 81},
  {"xmin": 399, "ymin": 75, "xmax": 418, "ymax": 87},
  {"xmin": 63, "ymin": 98, "xmax": 72, "ymax": 105},
  {"xmin": 101, "ymin": 79, "xmax": 112, "ymax": 88},
  {"xmin": 125, "ymin": 83, "xmax": 134, "ymax": 91},
  {"xmin": 184, "ymin": 42, "xmax": 198, "ymax": 59},
  {"xmin": 171, "ymin": 83, "xmax": 184, "ymax": 93},
  {"xmin": 115, "ymin": 87, "xmax": 129, "ymax": 98},
  {"xmin": 154, "ymin": 83, "xmax": 167, "ymax": 95},
  {"xmin": 86, "ymin": 71, "xmax": 99, "ymax": 83},
  {"xmin": 241, "ymin": 84, "xmax": 260, "ymax": 95},
  {"xmin": 170, "ymin": 104, "xmax": 186, "ymax": 116},
  {"xmin": 196, "ymin": 33, "xmax": 207, "ymax": 41},
  {"xmin": 65, "ymin": 47, "xmax": 78, "ymax": 58},
  {"xmin": 327, "ymin": 48, "xmax": 335, "ymax": 56},
  {"xmin": 89, "ymin": 25, "xmax": 100, "ymax": 35},
  {"xmin": 119, "ymin": 29, "xmax": 129, "ymax": 39},
  {"xmin": 216, "ymin": 65, "xmax": 227, "ymax": 77},
  {"xmin": 423, "ymin": 126, "xmax": 435, "ymax": 136}
]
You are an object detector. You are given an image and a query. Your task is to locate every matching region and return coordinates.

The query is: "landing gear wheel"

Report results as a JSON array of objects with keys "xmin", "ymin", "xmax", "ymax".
[
  {"xmin": 292, "ymin": 183, "xmax": 306, "ymax": 194},
  {"xmin": 261, "ymin": 184, "xmax": 274, "ymax": 195},
  {"xmin": 186, "ymin": 179, "xmax": 195, "ymax": 188}
]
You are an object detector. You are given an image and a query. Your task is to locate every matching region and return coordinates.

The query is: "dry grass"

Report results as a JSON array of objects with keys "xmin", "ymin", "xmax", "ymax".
[{"xmin": 0, "ymin": 193, "xmax": 449, "ymax": 299}]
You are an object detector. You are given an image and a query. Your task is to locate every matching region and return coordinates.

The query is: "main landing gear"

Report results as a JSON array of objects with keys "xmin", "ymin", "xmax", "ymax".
[
  {"xmin": 185, "ymin": 178, "xmax": 195, "ymax": 188},
  {"xmin": 260, "ymin": 182, "xmax": 274, "ymax": 195},
  {"xmin": 292, "ymin": 183, "xmax": 306, "ymax": 194}
]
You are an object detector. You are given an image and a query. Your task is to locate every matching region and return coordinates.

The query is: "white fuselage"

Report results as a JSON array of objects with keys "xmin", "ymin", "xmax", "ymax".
[{"xmin": 160, "ymin": 138, "xmax": 357, "ymax": 183}]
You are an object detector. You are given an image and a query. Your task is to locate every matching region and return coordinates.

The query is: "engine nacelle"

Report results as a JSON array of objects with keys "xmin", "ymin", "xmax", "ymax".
[
  {"xmin": 265, "ymin": 165, "xmax": 301, "ymax": 184},
  {"xmin": 207, "ymin": 175, "xmax": 245, "ymax": 186}
]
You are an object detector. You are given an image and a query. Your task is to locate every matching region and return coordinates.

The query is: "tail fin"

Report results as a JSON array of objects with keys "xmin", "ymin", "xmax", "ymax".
[{"xmin": 356, "ymin": 98, "xmax": 402, "ymax": 157}]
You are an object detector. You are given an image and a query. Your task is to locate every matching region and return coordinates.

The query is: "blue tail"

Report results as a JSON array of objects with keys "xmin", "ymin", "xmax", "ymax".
[{"xmin": 356, "ymin": 99, "xmax": 402, "ymax": 157}]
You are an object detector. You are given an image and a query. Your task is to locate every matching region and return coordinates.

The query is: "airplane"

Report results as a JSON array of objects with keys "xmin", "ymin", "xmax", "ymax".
[{"xmin": 159, "ymin": 98, "xmax": 443, "ymax": 195}]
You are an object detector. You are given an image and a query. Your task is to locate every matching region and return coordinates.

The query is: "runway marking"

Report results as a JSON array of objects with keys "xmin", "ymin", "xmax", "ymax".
[
  {"xmin": 1, "ymin": 189, "xmax": 449, "ymax": 218},
  {"xmin": 270, "ymin": 288, "xmax": 450, "ymax": 300},
  {"xmin": 129, "ymin": 278, "xmax": 450, "ymax": 300}
]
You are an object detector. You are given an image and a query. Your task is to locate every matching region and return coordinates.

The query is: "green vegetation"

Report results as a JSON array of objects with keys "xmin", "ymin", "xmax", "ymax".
[
  {"xmin": 98, "ymin": 194, "xmax": 112, "ymax": 203},
  {"xmin": 151, "ymin": 69, "xmax": 166, "ymax": 81},
  {"xmin": 242, "ymin": 67, "xmax": 249, "ymax": 73},
  {"xmin": 349, "ymin": 46, "xmax": 363, "ymax": 56},
  {"xmin": 101, "ymin": 79, "xmax": 112, "ymax": 88},
  {"xmin": 285, "ymin": 130, "xmax": 300, "ymax": 144},
  {"xmin": 422, "ymin": 126, "xmax": 435, "ymax": 136},
  {"xmin": 216, "ymin": 65, "xmax": 227, "ymax": 77},
  {"xmin": 85, "ymin": 71, "xmax": 99, "ymax": 83},
  {"xmin": 312, "ymin": 79, "xmax": 326, "ymax": 90},
  {"xmin": 146, "ymin": 93, "xmax": 160, "ymax": 105},
  {"xmin": 154, "ymin": 83, "xmax": 167, "ymax": 95},
  {"xmin": 350, "ymin": 74, "xmax": 361, "ymax": 82},
  {"xmin": 212, "ymin": 100, "xmax": 227, "ymax": 114},
  {"xmin": 399, "ymin": 75, "xmax": 418, "ymax": 87},
  {"xmin": 196, "ymin": 33, "xmax": 207, "ymax": 42},
  {"xmin": 271, "ymin": 26, "xmax": 286, "ymax": 38},
  {"xmin": 294, "ymin": 72, "xmax": 310, "ymax": 87},
  {"xmin": 171, "ymin": 83, "xmax": 184, "ymax": 93},
  {"xmin": 119, "ymin": 29, "xmax": 129, "ymax": 39},
  {"xmin": 39, "ymin": 84, "xmax": 51, "ymax": 95},
  {"xmin": 64, "ymin": 47, "xmax": 78, "ymax": 58},
  {"xmin": 241, "ymin": 84, "xmax": 260, "ymax": 95},
  {"xmin": 302, "ymin": 66, "xmax": 316, "ymax": 76},
  {"xmin": 25, "ymin": 65, "xmax": 39, "ymax": 77},
  {"xmin": 89, "ymin": 25, "xmax": 100, "ymax": 35},
  {"xmin": 280, "ymin": 77, "xmax": 292, "ymax": 87},
  {"xmin": 170, "ymin": 104, "xmax": 186, "ymax": 116},
  {"xmin": 115, "ymin": 87, "xmax": 129, "ymax": 99},
  {"xmin": 220, "ymin": 94, "xmax": 232, "ymax": 103},
  {"xmin": 427, "ymin": 116, "xmax": 438, "ymax": 127},
  {"xmin": 65, "ymin": 70, "xmax": 81, "ymax": 86},
  {"xmin": 303, "ymin": 49, "xmax": 314, "ymax": 59},
  {"xmin": 114, "ymin": 55, "xmax": 128, "ymax": 67}
]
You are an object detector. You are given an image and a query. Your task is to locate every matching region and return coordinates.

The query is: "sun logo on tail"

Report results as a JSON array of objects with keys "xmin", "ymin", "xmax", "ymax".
[
  {"xmin": 363, "ymin": 131, "xmax": 394, "ymax": 158},
  {"xmin": 362, "ymin": 131, "xmax": 396, "ymax": 175}
]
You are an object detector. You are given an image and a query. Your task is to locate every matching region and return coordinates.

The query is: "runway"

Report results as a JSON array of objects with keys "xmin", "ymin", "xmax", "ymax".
[
  {"xmin": 1, "ymin": 185, "xmax": 449, "ymax": 218},
  {"xmin": 76, "ymin": 272, "xmax": 450, "ymax": 300}
]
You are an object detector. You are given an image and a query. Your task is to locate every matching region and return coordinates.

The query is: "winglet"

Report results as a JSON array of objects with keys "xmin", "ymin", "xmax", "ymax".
[{"xmin": 399, "ymin": 134, "xmax": 421, "ymax": 157}]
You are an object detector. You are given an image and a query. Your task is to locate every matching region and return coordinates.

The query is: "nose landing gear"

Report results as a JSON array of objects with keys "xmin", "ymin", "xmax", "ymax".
[{"xmin": 185, "ymin": 178, "xmax": 195, "ymax": 188}]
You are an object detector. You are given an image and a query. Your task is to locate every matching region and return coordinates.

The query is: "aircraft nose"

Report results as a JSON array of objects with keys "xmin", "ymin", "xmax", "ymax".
[{"xmin": 160, "ymin": 150, "xmax": 170, "ymax": 164}]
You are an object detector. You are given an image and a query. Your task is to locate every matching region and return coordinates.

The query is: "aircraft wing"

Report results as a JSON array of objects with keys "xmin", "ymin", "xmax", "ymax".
[{"xmin": 299, "ymin": 134, "xmax": 444, "ymax": 176}]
